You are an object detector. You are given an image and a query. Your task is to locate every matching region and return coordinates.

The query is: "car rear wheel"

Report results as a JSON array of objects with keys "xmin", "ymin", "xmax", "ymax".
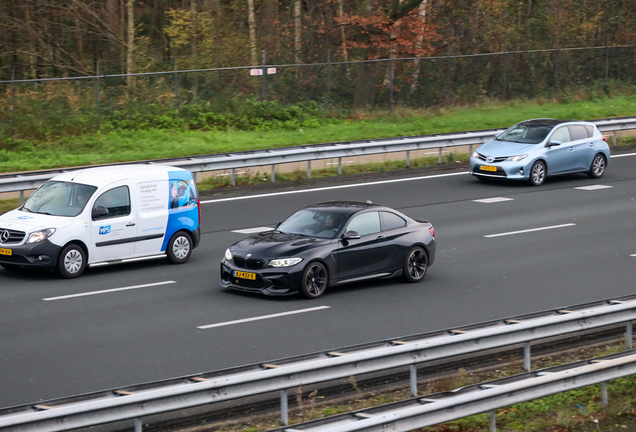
[
  {"xmin": 56, "ymin": 244, "xmax": 86, "ymax": 279},
  {"xmin": 167, "ymin": 231, "xmax": 193, "ymax": 264},
  {"xmin": 403, "ymin": 246, "xmax": 428, "ymax": 283},
  {"xmin": 300, "ymin": 262, "xmax": 328, "ymax": 299},
  {"xmin": 588, "ymin": 154, "xmax": 607, "ymax": 179},
  {"xmin": 529, "ymin": 160, "xmax": 546, "ymax": 186}
]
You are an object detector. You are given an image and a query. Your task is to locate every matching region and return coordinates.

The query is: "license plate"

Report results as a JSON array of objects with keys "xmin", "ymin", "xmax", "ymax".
[
  {"xmin": 480, "ymin": 165, "xmax": 497, "ymax": 172},
  {"xmin": 234, "ymin": 270, "xmax": 256, "ymax": 280},
  {"xmin": 0, "ymin": 248, "xmax": 12, "ymax": 256}
]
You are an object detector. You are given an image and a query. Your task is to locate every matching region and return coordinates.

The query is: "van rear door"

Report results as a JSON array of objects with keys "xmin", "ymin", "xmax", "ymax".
[{"xmin": 134, "ymin": 179, "xmax": 170, "ymax": 256}]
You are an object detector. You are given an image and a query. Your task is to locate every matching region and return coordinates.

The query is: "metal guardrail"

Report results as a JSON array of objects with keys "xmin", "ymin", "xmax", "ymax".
[
  {"xmin": 269, "ymin": 350, "xmax": 636, "ymax": 432},
  {"xmin": 1, "ymin": 116, "xmax": 635, "ymax": 197},
  {"xmin": 0, "ymin": 294, "xmax": 634, "ymax": 431}
]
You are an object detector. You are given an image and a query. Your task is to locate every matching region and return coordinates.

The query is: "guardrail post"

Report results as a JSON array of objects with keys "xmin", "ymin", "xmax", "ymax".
[
  {"xmin": 613, "ymin": 131, "xmax": 617, "ymax": 147},
  {"xmin": 338, "ymin": 157, "xmax": 342, "ymax": 175},
  {"xmin": 134, "ymin": 417, "xmax": 143, "ymax": 432},
  {"xmin": 410, "ymin": 364, "xmax": 417, "ymax": 396},
  {"xmin": 601, "ymin": 381, "xmax": 608, "ymax": 406},
  {"xmin": 271, "ymin": 165, "xmax": 276, "ymax": 183},
  {"xmin": 406, "ymin": 150, "xmax": 410, "ymax": 168},
  {"xmin": 438, "ymin": 148, "xmax": 442, "ymax": 164},
  {"xmin": 281, "ymin": 389, "xmax": 289, "ymax": 426},
  {"xmin": 20, "ymin": 190, "xmax": 24, "ymax": 205},
  {"xmin": 231, "ymin": 168, "xmax": 236, "ymax": 186},
  {"xmin": 490, "ymin": 409, "xmax": 496, "ymax": 432},
  {"xmin": 524, "ymin": 342, "xmax": 531, "ymax": 371},
  {"xmin": 627, "ymin": 321, "xmax": 633, "ymax": 349},
  {"xmin": 307, "ymin": 160, "xmax": 311, "ymax": 179}
]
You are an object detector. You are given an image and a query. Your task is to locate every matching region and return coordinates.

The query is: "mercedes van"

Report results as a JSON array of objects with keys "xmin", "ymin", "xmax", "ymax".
[{"xmin": 0, "ymin": 165, "xmax": 201, "ymax": 278}]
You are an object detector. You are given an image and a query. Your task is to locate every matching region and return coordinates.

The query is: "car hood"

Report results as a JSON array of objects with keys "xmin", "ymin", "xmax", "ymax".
[
  {"xmin": 0, "ymin": 209, "xmax": 74, "ymax": 232},
  {"xmin": 230, "ymin": 231, "xmax": 333, "ymax": 258},
  {"xmin": 478, "ymin": 140, "xmax": 539, "ymax": 157}
]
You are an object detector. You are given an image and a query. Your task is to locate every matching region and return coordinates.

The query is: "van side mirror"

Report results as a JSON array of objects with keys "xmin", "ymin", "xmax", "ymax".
[
  {"xmin": 342, "ymin": 230, "xmax": 361, "ymax": 240},
  {"xmin": 92, "ymin": 206, "xmax": 109, "ymax": 219}
]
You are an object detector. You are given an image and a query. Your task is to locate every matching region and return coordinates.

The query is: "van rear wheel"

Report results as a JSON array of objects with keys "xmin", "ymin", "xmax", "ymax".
[
  {"xmin": 167, "ymin": 231, "xmax": 192, "ymax": 264},
  {"xmin": 56, "ymin": 244, "xmax": 86, "ymax": 279}
]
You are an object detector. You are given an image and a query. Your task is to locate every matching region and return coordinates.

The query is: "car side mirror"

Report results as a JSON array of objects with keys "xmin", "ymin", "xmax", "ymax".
[
  {"xmin": 342, "ymin": 230, "xmax": 361, "ymax": 240},
  {"xmin": 92, "ymin": 205, "xmax": 109, "ymax": 219},
  {"xmin": 547, "ymin": 140, "xmax": 562, "ymax": 148}
]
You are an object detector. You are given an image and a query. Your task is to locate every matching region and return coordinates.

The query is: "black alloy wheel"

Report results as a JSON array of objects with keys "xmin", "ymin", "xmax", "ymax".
[
  {"xmin": 56, "ymin": 244, "xmax": 86, "ymax": 279},
  {"xmin": 529, "ymin": 160, "xmax": 546, "ymax": 186},
  {"xmin": 588, "ymin": 154, "xmax": 607, "ymax": 179},
  {"xmin": 403, "ymin": 246, "xmax": 428, "ymax": 283},
  {"xmin": 300, "ymin": 262, "xmax": 328, "ymax": 299}
]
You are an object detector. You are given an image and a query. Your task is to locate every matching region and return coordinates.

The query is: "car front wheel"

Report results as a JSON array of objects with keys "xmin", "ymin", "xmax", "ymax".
[
  {"xmin": 529, "ymin": 160, "xmax": 546, "ymax": 186},
  {"xmin": 588, "ymin": 154, "xmax": 607, "ymax": 179},
  {"xmin": 56, "ymin": 244, "xmax": 86, "ymax": 279},
  {"xmin": 300, "ymin": 262, "xmax": 328, "ymax": 299},
  {"xmin": 403, "ymin": 246, "xmax": 428, "ymax": 283},
  {"xmin": 167, "ymin": 231, "xmax": 193, "ymax": 264}
]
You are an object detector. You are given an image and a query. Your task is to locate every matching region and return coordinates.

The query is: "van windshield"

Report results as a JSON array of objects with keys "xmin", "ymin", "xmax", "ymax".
[{"xmin": 22, "ymin": 181, "xmax": 97, "ymax": 217}]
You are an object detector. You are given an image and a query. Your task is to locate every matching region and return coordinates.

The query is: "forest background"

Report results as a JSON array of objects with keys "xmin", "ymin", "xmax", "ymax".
[{"xmin": 1, "ymin": 0, "xmax": 636, "ymax": 171}]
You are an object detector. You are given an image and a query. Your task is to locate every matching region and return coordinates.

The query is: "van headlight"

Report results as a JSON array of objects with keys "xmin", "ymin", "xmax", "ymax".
[
  {"xmin": 505, "ymin": 154, "xmax": 528, "ymax": 162},
  {"xmin": 27, "ymin": 228, "xmax": 56, "ymax": 244},
  {"xmin": 224, "ymin": 248, "xmax": 232, "ymax": 260},
  {"xmin": 269, "ymin": 258, "xmax": 303, "ymax": 267}
]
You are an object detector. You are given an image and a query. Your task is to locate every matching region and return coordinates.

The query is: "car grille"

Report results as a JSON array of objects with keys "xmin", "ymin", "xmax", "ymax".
[
  {"xmin": 0, "ymin": 228, "xmax": 26, "ymax": 245},
  {"xmin": 0, "ymin": 254, "xmax": 29, "ymax": 264},
  {"xmin": 233, "ymin": 256, "xmax": 265, "ymax": 269},
  {"xmin": 475, "ymin": 153, "xmax": 507, "ymax": 163}
]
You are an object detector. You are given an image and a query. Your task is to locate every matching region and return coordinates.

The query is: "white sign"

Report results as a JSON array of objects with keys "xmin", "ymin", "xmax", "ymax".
[
  {"xmin": 267, "ymin": 68, "xmax": 277, "ymax": 74},
  {"xmin": 250, "ymin": 69, "xmax": 263, "ymax": 76}
]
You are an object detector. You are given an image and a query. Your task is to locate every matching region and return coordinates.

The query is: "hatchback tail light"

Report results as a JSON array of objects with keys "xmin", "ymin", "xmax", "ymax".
[
  {"xmin": 602, "ymin": 135, "xmax": 607, "ymax": 142},
  {"xmin": 429, "ymin": 226, "xmax": 435, "ymax": 237}
]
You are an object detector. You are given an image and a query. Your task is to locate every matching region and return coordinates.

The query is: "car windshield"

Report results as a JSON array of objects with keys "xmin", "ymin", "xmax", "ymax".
[
  {"xmin": 496, "ymin": 123, "xmax": 553, "ymax": 144},
  {"xmin": 277, "ymin": 209, "xmax": 346, "ymax": 239},
  {"xmin": 22, "ymin": 181, "xmax": 97, "ymax": 217}
]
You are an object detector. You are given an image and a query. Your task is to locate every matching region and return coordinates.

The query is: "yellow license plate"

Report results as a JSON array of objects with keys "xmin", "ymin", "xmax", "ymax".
[
  {"xmin": 480, "ymin": 165, "xmax": 497, "ymax": 172},
  {"xmin": 0, "ymin": 248, "xmax": 12, "ymax": 256},
  {"xmin": 234, "ymin": 270, "xmax": 256, "ymax": 280}
]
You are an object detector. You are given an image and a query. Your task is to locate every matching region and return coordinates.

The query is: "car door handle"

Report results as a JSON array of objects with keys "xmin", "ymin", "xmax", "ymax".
[
  {"xmin": 376, "ymin": 235, "xmax": 385, "ymax": 240},
  {"xmin": 126, "ymin": 222, "xmax": 136, "ymax": 227}
]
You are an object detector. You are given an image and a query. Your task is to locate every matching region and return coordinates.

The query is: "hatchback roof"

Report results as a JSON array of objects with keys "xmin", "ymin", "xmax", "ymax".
[{"xmin": 518, "ymin": 119, "xmax": 572, "ymax": 128}]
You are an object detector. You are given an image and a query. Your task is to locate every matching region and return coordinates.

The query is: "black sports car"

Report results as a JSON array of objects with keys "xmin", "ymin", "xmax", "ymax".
[{"xmin": 220, "ymin": 201, "xmax": 436, "ymax": 298}]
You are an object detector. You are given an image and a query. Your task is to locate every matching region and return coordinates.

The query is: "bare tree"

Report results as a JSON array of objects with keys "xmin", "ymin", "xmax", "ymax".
[
  {"xmin": 126, "ymin": 0, "xmax": 134, "ymax": 87},
  {"xmin": 247, "ymin": 0, "xmax": 257, "ymax": 65}
]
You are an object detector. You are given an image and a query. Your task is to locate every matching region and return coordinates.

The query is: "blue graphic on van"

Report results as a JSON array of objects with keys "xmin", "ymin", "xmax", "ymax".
[
  {"xmin": 161, "ymin": 172, "xmax": 199, "ymax": 251},
  {"xmin": 99, "ymin": 225, "xmax": 111, "ymax": 235}
]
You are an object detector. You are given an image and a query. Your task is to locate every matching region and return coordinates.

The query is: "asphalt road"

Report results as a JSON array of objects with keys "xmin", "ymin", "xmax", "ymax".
[{"xmin": 1, "ymin": 153, "xmax": 636, "ymax": 409}]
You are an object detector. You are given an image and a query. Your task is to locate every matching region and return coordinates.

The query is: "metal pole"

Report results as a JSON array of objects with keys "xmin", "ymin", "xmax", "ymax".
[
  {"xmin": 524, "ymin": 342, "xmax": 531, "ymax": 372},
  {"xmin": 134, "ymin": 417, "xmax": 143, "ymax": 432},
  {"xmin": 438, "ymin": 148, "xmax": 442, "ymax": 164},
  {"xmin": 20, "ymin": 191, "xmax": 24, "ymax": 206},
  {"xmin": 262, "ymin": 50, "xmax": 266, "ymax": 100},
  {"xmin": 613, "ymin": 131, "xmax": 617, "ymax": 147},
  {"xmin": 95, "ymin": 60, "xmax": 100, "ymax": 114},
  {"xmin": 605, "ymin": 37, "xmax": 610, "ymax": 94},
  {"xmin": 489, "ymin": 410, "xmax": 496, "ymax": 432},
  {"xmin": 281, "ymin": 389, "xmax": 288, "ymax": 426},
  {"xmin": 627, "ymin": 321, "xmax": 633, "ymax": 349},
  {"xmin": 11, "ymin": 66, "xmax": 16, "ymax": 132},
  {"xmin": 406, "ymin": 150, "xmax": 410, "ymax": 168},
  {"xmin": 231, "ymin": 168, "xmax": 236, "ymax": 187},
  {"xmin": 271, "ymin": 165, "xmax": 276, "ymax": 183},
  {"xmin": 502, "ymin": 47, "xmax": 508, "ymax": 100},
  {"xmin": 410, "ymin": 364, "xmax": 418, "ymax": 397},
  {"xmin": 601, "ymin": 382, "xmax": 608, "ymax": 407},
  {"xmin": 337, "ymin": 157, "xmax": 342, "ymax": 175},
  {"xmin": 174, "ymin": 56, "xmax": 179, "ymax": 111},
  {"xmin": 307, "ymin": 160, "xmax": 311, "ymax": 179},
  {"xmin": 327, "ymin": 49, "xmax": 331, "ymax": 95},
  {"xmin": 389, "ymin": 44, "xmax": 395, "ymax": 116}
]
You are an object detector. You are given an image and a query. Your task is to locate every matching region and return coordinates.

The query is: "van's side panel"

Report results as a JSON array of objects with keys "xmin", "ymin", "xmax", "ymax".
[
  {"xmin": 161, "ymin": 171, "xmax": 199, "ymax": 251},
  {"xmin": 134, "ymin": 175, "xmax": 170, "ymax": 256}
]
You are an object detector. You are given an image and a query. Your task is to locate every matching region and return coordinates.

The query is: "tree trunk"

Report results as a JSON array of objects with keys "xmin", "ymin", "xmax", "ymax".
[
  {"xmin": 247, "ymin": 0, "xmax": 257, "ymax": 66},
  {"xmin": 294, "ymin": 0, "xmax": 302, "ymax": 64},
  {"xmin": 126, "ymin": 0, "xmax": 134, "ymax": 88},
  {"xmin": 410, "ymin": 0, "xmax": 428, "ymax": 93},
  {"xmin": 25, "ymin": 0, "xmax": 37, "ymax": 79}
]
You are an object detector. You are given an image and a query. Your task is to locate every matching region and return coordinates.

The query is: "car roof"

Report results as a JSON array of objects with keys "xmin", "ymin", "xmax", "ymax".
[
  {"xmin": 49, "ymin": 164, "xmax": 188, "ymax": 187},
  {"xmin": 303, "ymin": 201, "xmax": 387, "ymax": 217},
  {"xmin": 518, "ymin": 118, "xmax": 594, "ymax": 128}
]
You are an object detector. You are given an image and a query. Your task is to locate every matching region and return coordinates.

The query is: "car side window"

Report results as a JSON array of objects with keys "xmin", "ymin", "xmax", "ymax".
[
  {"xmin": 381, "ymin": 211, "xmax": 406, "ymax": 231},
  {"xmin": 583, "ymin": 125, "xmax": 594, "ymax": 138},
  {"xmin": 346, "ymin": 212, "xmax": 381, "ymax": 236},
  {"xmin": 550, "ymin": 126, "xmax": 571, "ymax": 144},
  {"xmin": 92, "ymin": 186, "xmax": 131, "ymax": 221},
  {"xmin": 568, "ymin": 125, "xmax": 589, "ymax": 141}
]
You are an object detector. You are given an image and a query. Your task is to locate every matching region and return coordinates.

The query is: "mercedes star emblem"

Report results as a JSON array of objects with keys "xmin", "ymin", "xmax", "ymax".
[{"xmin": 0, "ymin": 230, "xmax": 9, "ymax": 243}]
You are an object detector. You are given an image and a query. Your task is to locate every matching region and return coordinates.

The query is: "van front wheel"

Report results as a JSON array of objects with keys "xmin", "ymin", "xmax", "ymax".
[
  {"xmin": 56, "ymin": 244, "xmax": 86, "ymax": 278},
  {"xmin": 167, "ymin": 232, "xmax": 192, "ymax": 264}
]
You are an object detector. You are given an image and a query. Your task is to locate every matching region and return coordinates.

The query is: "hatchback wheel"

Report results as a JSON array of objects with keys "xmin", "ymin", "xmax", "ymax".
[
  {"xmin": 403, "ymin": 246, "xmax": 428, "ymax": 283},
  {"xmin": 56, "ymin": 244, "xmax": 86, "ymax": 279},
  {"xmin": 529, "ymin": 160, "xmax": 546, "ymax": 186},
  {"xmin": 167, "ymin": 231, "xmax": 193, "ymax": 264},
  {"xmin": 300, "ymin": 262, "xmax": 328, "ymax": 299},
  {"xmin": 588, "ymin": 154, "xmax": 606, "ymax": 179}
]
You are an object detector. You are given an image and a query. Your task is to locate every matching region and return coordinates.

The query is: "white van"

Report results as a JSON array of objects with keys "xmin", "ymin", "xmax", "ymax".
[{"xmin": 0, "ymin": 165, "xmax": 201, "ymax": 278}]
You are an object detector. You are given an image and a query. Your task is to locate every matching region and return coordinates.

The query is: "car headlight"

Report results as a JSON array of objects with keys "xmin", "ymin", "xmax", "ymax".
[
  {"xmin": 269, "ymin": 258, "xmax": 303, "ymax": 267},
  {"xmin": 505, "ymin": 154, "xmax": 528, "ymax": 162},
  {"xmin": 225, "ymin": 248, "xmax": 232, "ymax": 260},
  {"xmin": 472, "ymin": 151, "xmax": 479, "ymax": 158},
  {"xmin": 27, "ymin": 228, "xmax": 56, "ymax": 244}
]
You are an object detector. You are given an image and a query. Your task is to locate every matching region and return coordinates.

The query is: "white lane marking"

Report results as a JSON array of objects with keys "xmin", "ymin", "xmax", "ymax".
[
  {"xmin": 485, "ymin": 223, "xmax": 576, "ymax": 238},
  {"xmin": 611, "ymin": 152, "xmax": 636, "ymax": 158},
  {"xmin": 201, "ymin": 172, "xmax": 467, "ymax": 204},
  {"xmin": 631, "ymin": 254, "xmax": 636, "ymax": 257},
  {"xmin": 197, "ymin": 306, "xmax": 331, "ymax": 329},
  {"xmin": 232, "ymin": 227, "xmax": 274, "ymax": 234},
  {"xmin": 474, "ymin": 197, "xmax": 514, "ymax": 203},
  {"xmin": 575, "ymin": 185, "xmax": 613, "ymax": 190},
  {"xmin": 43, "ymin": 281, "xmax": 177, "ymax": 301}
]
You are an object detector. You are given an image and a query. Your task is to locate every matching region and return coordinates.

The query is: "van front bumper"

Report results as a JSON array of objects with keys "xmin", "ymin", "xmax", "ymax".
[{"xmin": 0, "ymin": 240, "xmax": 60, "ymax": 268}]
